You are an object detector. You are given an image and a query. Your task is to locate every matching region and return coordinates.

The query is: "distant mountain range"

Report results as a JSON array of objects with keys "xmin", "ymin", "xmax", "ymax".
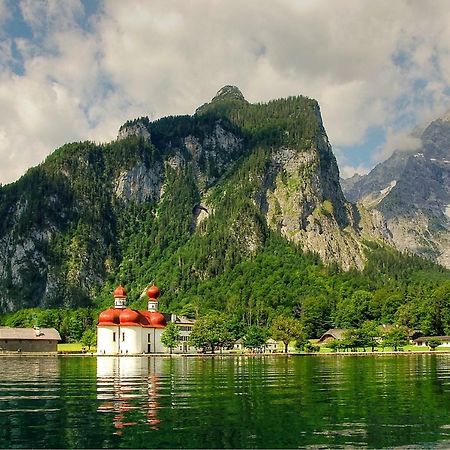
[{"xmin": 342, "ymin": 114, "xmax": 450, "ymax": 268}]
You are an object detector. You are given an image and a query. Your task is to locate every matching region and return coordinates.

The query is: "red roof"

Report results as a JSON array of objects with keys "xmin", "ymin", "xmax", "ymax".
[
  {"xmin": 98, "ymin": 308, "xmax": 166, "ymax": 328},
  {"xmin": 146, "ymin": 285, "xmax": 160, "ymax": 299},
  {"xmin": 113, "ymin": 285, "xmax": 127, "ymax": 298}
]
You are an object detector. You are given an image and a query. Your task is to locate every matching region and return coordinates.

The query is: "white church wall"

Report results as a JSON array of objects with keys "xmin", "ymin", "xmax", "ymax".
[
  {"xmin": 120, "ymin": 327, "xmax": 141, "ymax": 354},
  {"xmin": 97, "ymin": 327, "xmax": 119, "ymax": 354}
]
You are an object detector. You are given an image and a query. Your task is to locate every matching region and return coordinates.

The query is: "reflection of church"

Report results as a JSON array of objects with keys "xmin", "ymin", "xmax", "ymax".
[
  {"xmin": 97, "ymin": 357, "xmax": 162, "ymax": 433},
  {"xmin": 97, "ymin": 285, "xmax": 195, "ymax": 355}
]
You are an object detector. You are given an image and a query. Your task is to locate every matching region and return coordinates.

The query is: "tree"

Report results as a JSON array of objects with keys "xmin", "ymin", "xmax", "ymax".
[
  {"xmin": 343, "ymin": 328, "xmax": 361, "ymax": 352},
  {"xmin": 360, "ymin": 321, "xmax": 380, "ymax": 352},
  {"xmin": 294, "ymin": 333, "xmax": 309, "ymax": 352},
  {"xmin": 188, "ymin": 313, "xmax": 231, "ymax": 353},
  {"xmin": 270, "ymin": 315, "xmax": 303, "ymax": 353},
  {"xmin": 81, "ymin": 328, "xmax": 96, "ymax": 351},
  {"xmin": 326, "ymin": 339, "xmax": 342, "ymax": 352},
  {"xmin": 243, "ymin": 326, "xmax": 267, "ymax": 352},
  {"xmin": 161, "ymin": 322, "xmax": 180, "ymax": 354},
  {"xmin": 427, "ymin": 337, "xmax": 442, "ymax": 351},
  {"xmin": 383, "ymin": 326, "xmax": 408, "ymax": 351}
]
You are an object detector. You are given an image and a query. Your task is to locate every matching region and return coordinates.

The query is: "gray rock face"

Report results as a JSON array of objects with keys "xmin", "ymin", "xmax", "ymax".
[
  {"xmin": 211, "ymin": 85, "xmax": 246, "ymax": 102},
  {"xmin": 184, "ymin": 123, "xmax": 243, "ymax": 187},
  {"xmin": 341, "ymin": 115, "xmax": 450, "ymax": 268},
  {"xmin": 256, "ymin": 119, "xmax": 389, "ymax": 271},
  {"xmin": 114, "ymin": 161, "xmax": 163, "ymax": 203},
  {"xmin": 117, "ymin": 121, "xmax": 151, "ymax": 141}
]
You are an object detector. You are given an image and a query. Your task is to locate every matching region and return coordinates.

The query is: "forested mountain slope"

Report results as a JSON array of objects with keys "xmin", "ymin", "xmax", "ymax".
[{"xmin": 0, "ymin": 86, "xmax": 447, "ymax": 337}]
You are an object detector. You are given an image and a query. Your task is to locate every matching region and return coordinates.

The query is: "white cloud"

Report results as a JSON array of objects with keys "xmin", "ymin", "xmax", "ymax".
[
  {"xmin": 0, "ymin": 0, "xmax": 11, "ymax": 25},
  {"xmin": 375, "ymin": 128, "xmax": 422, "ymax": 162},
  {"xmin": 19, "ymin": 0, "xmax": 84, "ymax": 35},
  {"xmin": 340, "ymin": 165, "xmax": 371, "ymax": 180},
  {"xmin": 1, "ymin": 0, "xmax": 450, "ymax": 184}
]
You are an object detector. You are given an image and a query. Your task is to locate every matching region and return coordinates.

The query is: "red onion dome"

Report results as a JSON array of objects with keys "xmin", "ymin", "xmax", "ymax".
[
  {"xmin": 99, "ymin": 308, "xmax": 120, "ymax": 325},
  {"xmin": 149, "ymin": 312, "xmax": 166, "ymax": 328},
  {"xmin": 146, "ymin": 285, "xmax": 160, "ymax": 299},
  {"xmin": 119, "ymin": 308, "xmax": 140, "ymax": 325},
  {"xmin": 113, "ymin": 285, "xmax": 127, "ymax": 298}
]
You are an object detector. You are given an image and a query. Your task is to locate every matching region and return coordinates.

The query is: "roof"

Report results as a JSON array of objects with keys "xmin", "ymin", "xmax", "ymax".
[
  {"xmin": 98, "ymin": 308, "xmax": 166, "ymax": 328},
  {"xmin": 266, "ymin": 338, "xmax": 278, "ymax": 345},
  {"xmin": 414, "ymin": 336, "xmax": 450, "ymax": 343},
  {"xmin": 166, "ymin": 314, "xmax": 195, "ymax": 325},
  {"xmin": 0, "ymin": 327, "xmax": 61, "ymax": 341},
  {"xmin": 174, "ymin": 316, "xmax": 195, "ymax": 325},
  {"xmin": 318, "ymin": 328, "xmax": 346, "ymax": 342}
]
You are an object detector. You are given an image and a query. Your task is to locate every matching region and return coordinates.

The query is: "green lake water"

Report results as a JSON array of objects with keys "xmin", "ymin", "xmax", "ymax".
[{"xmin": 1, "ymin": 354, "xmax": 450, "ymax": 448}]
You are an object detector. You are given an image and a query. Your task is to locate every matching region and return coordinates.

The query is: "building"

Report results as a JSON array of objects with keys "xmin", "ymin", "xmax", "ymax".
[
  {"xmin": 170, "ymin": 314, "xmax": 196, "ymax": 353},
  {"xmin": 97, "ymin": 284, "xmax": 195, "ymax": 355},
  {"xmin": 414, "ymin": 336, "xmax": 450, "ymax": 347},
  {"xmin": 265, "ymin": 338, "xmax": 278, "ymax": 352},
  {"xmin": 0, "ymin": 327, "xmax": 61, "ymax": 352},
  {"xmin": 317, "ymin": 328, "xmax": 346, "ymax": 344}
]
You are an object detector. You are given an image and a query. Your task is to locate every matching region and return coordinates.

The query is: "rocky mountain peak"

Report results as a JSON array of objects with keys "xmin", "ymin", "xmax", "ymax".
[
  {"xmin": 117, "ymin": 118, "xmax": 151, "ymax": 142},
  {"xmin": 211, "ymin": 85, "xmax": 246, "ymax": 103}
]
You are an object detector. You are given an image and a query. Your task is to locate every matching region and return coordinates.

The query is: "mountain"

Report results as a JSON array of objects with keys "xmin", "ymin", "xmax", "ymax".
[
  {"xmin": 0, "ymin": 86, "xmax": 443, "ymax": 315},
  {"xmin": 342, "ymin": 114, "xmax": 450, "ymax": 268}
]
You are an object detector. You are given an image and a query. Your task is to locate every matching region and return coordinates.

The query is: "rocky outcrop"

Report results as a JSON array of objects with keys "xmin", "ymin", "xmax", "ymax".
[
  {"xmin": 117, "ymin": 120, "xmax": 151, "ymax": 141},
  {"xmin": 184, "ymin": 123, "xmax": 243, "ymax": 187},
  {"xmin": 114, "ymin": 161, "xmax": 163, "ymax": 203}
]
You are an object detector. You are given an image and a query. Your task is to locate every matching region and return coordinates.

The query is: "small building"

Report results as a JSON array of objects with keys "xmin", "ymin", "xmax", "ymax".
[
  {"xmin": 0, "ymin": 327, "xmax": 61, "ymax": 352},
  {"xmin": 317, "ymin": 328, "xmax": 346, "ymax": 344},
  {"xmin": 233, "ymin": 338, "xmax": 244, "ymax": 351},
  {"xmin": 414, "ymin": 336, "xmax": 450, "ymax": 347},
  {"xmin": 265, "ymin": 338, "xmax": 278, "ymax": 353}
]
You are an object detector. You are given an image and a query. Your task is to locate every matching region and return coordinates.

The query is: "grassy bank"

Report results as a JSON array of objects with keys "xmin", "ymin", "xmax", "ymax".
[{"xmin": 58, "ymin": 343, "xmax": 96, "ymax": 353}]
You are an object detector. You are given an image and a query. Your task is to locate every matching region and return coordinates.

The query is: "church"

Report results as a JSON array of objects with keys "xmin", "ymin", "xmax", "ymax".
[{"xmin": 97, "ymin": 284, "xmax": 195, "ymax": 355}]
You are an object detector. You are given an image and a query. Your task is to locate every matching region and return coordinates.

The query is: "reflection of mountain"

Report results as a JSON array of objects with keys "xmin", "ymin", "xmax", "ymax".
[{"xmin": 96, "ymin": 357, "xmax": 162, "ymax": 434}]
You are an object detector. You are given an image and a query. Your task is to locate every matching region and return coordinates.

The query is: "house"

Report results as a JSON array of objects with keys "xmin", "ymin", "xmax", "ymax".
[
  {"xmin": 414, "ymin": 336, "xmax": 450, "ymax": 347},
  {"xmin": 233, "ymin": 338, "xmax": 244, "ymax": 351},
  {"xmin": 97, "ymin": 284, "xmax": 195, "ymax": 355},
  {"xmin": 265, "ymin": 338, "xmax": 278, "ymax": 353},
  {"xmin": 0, "ymin": 327, "xmax": 61, "ymax": 352},
  {"xmin": 317, "ymin": 328, "xmax": 346, "ymax": 344},
  {"xmin": 169, "ymin": 314, "xmax": 196, "ymax": 353}
]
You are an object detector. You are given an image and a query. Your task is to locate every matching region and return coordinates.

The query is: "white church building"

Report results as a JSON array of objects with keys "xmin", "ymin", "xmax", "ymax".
[{"xmin": 97, "ymin": 284, "xmax": 195, "ymax": 355}]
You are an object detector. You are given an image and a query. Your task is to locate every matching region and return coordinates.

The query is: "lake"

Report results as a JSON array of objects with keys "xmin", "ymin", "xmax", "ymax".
[{"xmin": 1, "ymin": 354, "xmax": 450, "ymax": 448}]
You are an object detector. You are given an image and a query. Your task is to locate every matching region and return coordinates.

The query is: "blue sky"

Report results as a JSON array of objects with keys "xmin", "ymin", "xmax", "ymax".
[{"xmin": 1, "ymin": 0, "xmax": 450, "ymax": 184}]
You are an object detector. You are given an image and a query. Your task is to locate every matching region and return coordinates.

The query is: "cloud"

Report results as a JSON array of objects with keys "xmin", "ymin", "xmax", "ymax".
[
  {"xmin": 375, "ymin": 128, "xmax": 422, "ymax": 162},
  {"xmin": 0, "ymin": 0, "xmax": 11, "ymax": 25},
  {"xmin": 340, "ymin": 165, "xmax": 371, "ymax": 180},
  {"xmin": 19, "ymin": 0, "xmax": 84, "ymax": 35},
  {"xmin": 1, "ymin": 0, "xmax": 450, "ymax": 184}
]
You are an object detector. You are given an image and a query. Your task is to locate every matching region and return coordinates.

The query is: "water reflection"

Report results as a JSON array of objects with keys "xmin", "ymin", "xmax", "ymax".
[
  {"xmin": 97, "ymin": 357, "xmax": 162, "ymax": 434},
  {"xmin": 3, "ymin": 355, "xmax": 450, "ymax": 448}
]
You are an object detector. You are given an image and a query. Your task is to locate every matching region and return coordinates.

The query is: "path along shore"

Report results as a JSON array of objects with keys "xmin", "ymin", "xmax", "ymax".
[{"xmin": 1, "ymin": 350, "xmax": 450, "ymax": 357}]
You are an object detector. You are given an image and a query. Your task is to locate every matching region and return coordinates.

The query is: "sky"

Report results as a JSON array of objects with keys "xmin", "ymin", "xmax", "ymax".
[{"xmin": 1, "ymin": 0, "xmax": 450, "ymax": 184}]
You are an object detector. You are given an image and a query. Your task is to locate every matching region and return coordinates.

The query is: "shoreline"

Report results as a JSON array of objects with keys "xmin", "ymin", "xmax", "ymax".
[{"xmin": 1, "ymin": 350, "xmax": 450, "ymax": 358}]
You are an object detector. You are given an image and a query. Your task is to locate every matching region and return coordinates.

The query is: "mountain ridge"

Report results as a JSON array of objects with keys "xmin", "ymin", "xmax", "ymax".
[
  {"xmin": 0, "ymin": 86, "xmax": 442, "ymax": 315},
  {"xmin": 342, "ymin": 115, "xmax": 450, "ymax": 268}
]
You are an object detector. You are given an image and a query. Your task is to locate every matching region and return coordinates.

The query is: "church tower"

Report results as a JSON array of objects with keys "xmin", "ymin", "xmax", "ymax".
[
  {"xmin": 113, "ymin": 285, "xmax": 127, "ymax": 309},
  {"xmin": 147, "ymin": 285, "xmax": 161, "ymax": 311}
]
